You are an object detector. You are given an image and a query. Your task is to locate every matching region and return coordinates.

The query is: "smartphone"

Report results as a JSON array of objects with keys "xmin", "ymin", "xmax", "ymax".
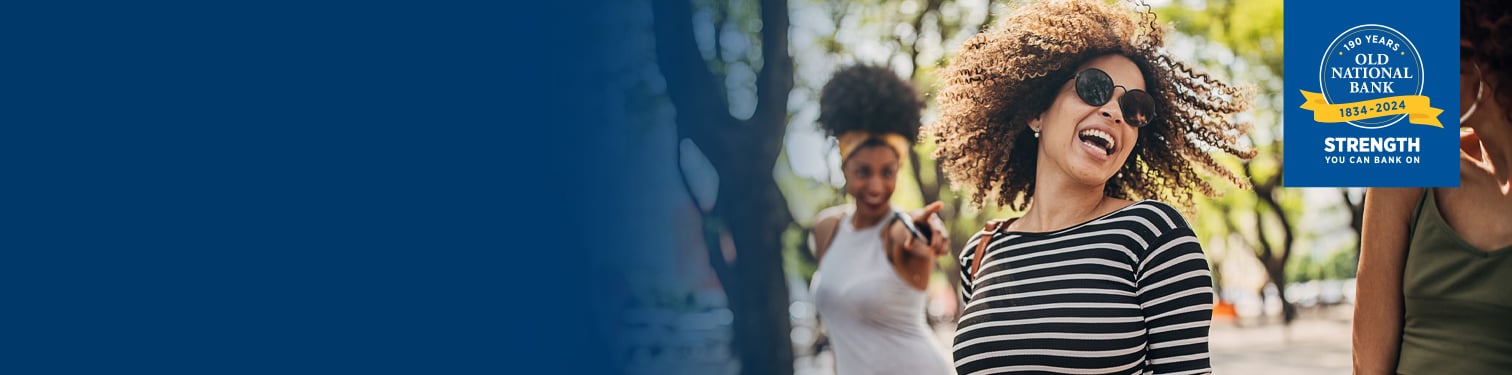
[{"xmin": 893, "ymin": 210, "xmax": 933, "ymax": 242}]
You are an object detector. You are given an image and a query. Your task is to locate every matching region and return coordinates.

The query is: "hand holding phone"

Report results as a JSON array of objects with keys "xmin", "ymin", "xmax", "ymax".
[
  {"xmin": 893, "ymin": 202, "xmax": 946, "ymax": 257},
  {"xmin": 894, "ymin": 210, "xmax": 933, "ymax": 242}
]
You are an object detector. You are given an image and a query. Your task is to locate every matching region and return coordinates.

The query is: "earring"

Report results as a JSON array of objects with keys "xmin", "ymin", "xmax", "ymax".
[
  {"xmin": 1462, "ymin": 63, "xmax": 1486, "ymax": 124},
  {"xmin": 1116, "ymin": 171, "xmax": 1124, "ymax": 179},
  {"xmin": 1032, "ymin": 127, "xmax": 1041, "ymax": 138}
]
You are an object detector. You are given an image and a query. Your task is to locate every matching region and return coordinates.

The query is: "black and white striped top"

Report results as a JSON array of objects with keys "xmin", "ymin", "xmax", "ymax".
[{"xmin": 954, "ymin": 200, "xmax": 1213, "ymax": 375}]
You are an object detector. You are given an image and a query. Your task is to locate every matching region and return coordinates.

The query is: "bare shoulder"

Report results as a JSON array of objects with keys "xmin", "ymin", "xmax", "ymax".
[
  {"xmin": 813, "ymin": 206, "xmax": 848, "ymax": 236},
  {"xmin": 811, "ymin": 205, "xmax": 849, "ymax": 259}
]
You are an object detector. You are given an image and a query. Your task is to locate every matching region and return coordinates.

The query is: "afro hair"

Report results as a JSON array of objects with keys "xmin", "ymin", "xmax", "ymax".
[{"xmin": 818, "ymin": 64, "xmax": 926, "ymax": 143}]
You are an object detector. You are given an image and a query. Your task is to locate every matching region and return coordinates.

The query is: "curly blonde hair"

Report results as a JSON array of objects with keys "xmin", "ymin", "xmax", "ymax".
[{"xmin": 931, "ymin": 0, "xmax": 1256, "ymax": 211}]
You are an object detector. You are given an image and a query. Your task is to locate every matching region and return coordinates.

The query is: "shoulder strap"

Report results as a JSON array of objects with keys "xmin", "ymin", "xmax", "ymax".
[
  {"xmin": 1407, "ymin": 188, "xmax": 1429, "ymax": 238},
  {"xmin": 970, "ymin": 219, "xmax": 1011, "ymax": 280},
  {"xmin": 1403, "ymin": 186, "xmax": 1427, "ymax": 244}
]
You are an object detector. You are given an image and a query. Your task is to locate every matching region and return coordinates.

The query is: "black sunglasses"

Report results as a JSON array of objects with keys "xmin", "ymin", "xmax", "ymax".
[{"xmin": 1073, "ymin": 68, "xmax": 1156, "ymax": 128}]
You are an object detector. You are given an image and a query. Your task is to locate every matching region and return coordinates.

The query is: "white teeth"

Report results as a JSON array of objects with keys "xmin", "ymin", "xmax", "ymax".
[{"xmin": 1078, "ymin": 129, "xmax": 1116, "ymax": 153}]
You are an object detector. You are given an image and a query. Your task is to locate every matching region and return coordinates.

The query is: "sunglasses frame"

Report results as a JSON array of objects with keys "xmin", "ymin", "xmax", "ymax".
[{"xmin": 1072, "ymin": 68, "xmax": 1157, "ymax": 128}]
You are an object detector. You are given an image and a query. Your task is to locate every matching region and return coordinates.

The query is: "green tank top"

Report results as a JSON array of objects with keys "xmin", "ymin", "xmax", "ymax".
[{"xmin": 1397, "ymin": 190, "xmax": 1512, "ymax": 374}]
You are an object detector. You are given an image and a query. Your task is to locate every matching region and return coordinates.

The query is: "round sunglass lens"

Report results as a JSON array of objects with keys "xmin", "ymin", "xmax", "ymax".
[
  {"xmin": 1076, "ymin": 69, "xmax": 1113, "ymax": 106},
  {"xmin": 1119, "ymin": 90, "xmax": 1155, "ymax": 127}
]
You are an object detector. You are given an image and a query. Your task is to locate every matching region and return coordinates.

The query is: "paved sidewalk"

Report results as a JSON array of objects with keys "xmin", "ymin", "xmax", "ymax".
[{"xmin": 1210, "ymin": 318, "xmax": 1352, "ymax": 374}]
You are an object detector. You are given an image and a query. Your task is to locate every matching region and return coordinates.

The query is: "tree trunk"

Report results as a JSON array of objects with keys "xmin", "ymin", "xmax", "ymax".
[
  {"xmin": 724, "ymin": 177, "xmax": 794, "ymax": 374},
  {"xmin": 1250, "ymin": 161, "xmax": 1296, "ymax": 325},
  {"xmin": 1343, "ymin": 189, "xmax": 1366, "ymax": 257},
  {"xmin": 1261, "ymin": 258, "xmax": 1297, "ymax": 324},
  {"xmin": 653, "ymin": 0, "xmax": 795, "ymax": 373}
]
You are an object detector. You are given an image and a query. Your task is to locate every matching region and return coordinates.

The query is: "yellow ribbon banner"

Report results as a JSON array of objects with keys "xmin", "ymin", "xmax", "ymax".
[{"xmin": 1299, "ymin": 90, "xmax": 1443, "ymax": 127}]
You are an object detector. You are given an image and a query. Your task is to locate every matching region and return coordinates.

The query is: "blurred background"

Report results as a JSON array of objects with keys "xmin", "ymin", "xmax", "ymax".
[{"xmin": 596, "ymin": 0, "xmax": 1358, "ymax": 373}]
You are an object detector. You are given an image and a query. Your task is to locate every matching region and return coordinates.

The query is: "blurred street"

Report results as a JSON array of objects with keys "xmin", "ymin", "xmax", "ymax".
[{"xmin": 1210, "ymin": 308, "xmax": 1353, "ymax": 375}]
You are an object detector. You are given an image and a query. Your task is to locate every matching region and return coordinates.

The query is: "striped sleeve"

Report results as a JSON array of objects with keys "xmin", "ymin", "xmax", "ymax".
[{"xmin": 1135, "ymin": 225, "xmax": 1214, "ymax": 374}]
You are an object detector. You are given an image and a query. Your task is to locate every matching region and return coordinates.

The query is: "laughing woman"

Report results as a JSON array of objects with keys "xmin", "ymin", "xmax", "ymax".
[{"xmin": 925, "ymin": 0, "xmax": 1256, "ymax": 374}]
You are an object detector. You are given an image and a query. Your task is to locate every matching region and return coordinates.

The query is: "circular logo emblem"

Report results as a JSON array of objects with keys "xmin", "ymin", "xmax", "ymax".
[{"xmin": 1318, "ymin": 24, "xmax": 1423, "ymax": 129}]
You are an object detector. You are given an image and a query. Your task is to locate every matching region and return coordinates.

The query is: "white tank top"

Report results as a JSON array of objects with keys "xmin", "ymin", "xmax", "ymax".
[{"xmin": 811, "ymin": 207, "xmax": 954, "ymax": 375}]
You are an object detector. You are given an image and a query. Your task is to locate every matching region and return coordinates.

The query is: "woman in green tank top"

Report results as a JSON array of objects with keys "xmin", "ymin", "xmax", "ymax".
[{"xmin": 1354, "ymin": 1, "xmax": 1512, "ymax": 373}]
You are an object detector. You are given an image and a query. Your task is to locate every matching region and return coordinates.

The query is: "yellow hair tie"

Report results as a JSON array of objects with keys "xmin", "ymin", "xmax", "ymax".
[{"xmin": 837, "ymin": 131, "xmax": 911, "ymax": 163}]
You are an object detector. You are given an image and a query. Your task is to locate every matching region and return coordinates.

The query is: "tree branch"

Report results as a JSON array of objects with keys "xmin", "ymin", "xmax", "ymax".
[
  {"xmin": 1244, "ymin": 161, "xmax": 1275, "ymax": 262},
  {"xmin": 1254, "ymin": 198, "xmax": 1275, "ymax": 263},
  {"xmin": 1259, "ymin": 188, "xmax": 1295, "ymax": 266},
  {"xmin": 905, "ymin": 0, "xmax": 943, "ymax": 75},
  {"xmin": 712, "ymin": 3, "xmax": 725, "ymax": 64},
  {"xmin": 750, "ymin": 0, "xmax": 792, "ymax": 141},
  {"xmin": 676, "ymin": 142, "xmax": 734, "ymax": 282},
  {"xmin": 652, "ymin": 0, "xmax": 737, "ymax": 167},
  {"xmin": 1342, "ymin": 188, "xmax": 1365, "ymax": 242},
  {"xmin": 911, "ymin": 149, "xmax": 938, "ymax": 204}
]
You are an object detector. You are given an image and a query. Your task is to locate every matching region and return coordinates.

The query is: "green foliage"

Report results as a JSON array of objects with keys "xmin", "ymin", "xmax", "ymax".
[
  {"xmin": 775, "ymin": 151, "xmax": 843, "ymax": 227},
  {"xmin": 1322, "ymin": 247, "xmax": 1359, "ymax": 280},
  {"xmin": 1285, "ymin": 253, "xmax": 1319, "ymax": 284},
  {"xmin": 1285, "ymin": 248, "xmax": 1359, "ymax": 284},
  {"xmin": 1160, "ymin": 0, "xmax": 1284, "ymax": 75},
  {"xmin": 783, "ymin": 223, "xmax": 819, "ymax": 282}
]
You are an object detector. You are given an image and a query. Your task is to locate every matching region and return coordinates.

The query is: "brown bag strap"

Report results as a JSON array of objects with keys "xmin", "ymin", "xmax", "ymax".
[{"xmin": 970, "ymin": 219, "xmax": 1012, "ymax": 281}]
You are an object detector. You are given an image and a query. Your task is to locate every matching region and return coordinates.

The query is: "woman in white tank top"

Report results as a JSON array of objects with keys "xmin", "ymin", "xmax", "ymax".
[{"xmin": 808, "ymin": 64, "xmax": 954, "ymax": 375}]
